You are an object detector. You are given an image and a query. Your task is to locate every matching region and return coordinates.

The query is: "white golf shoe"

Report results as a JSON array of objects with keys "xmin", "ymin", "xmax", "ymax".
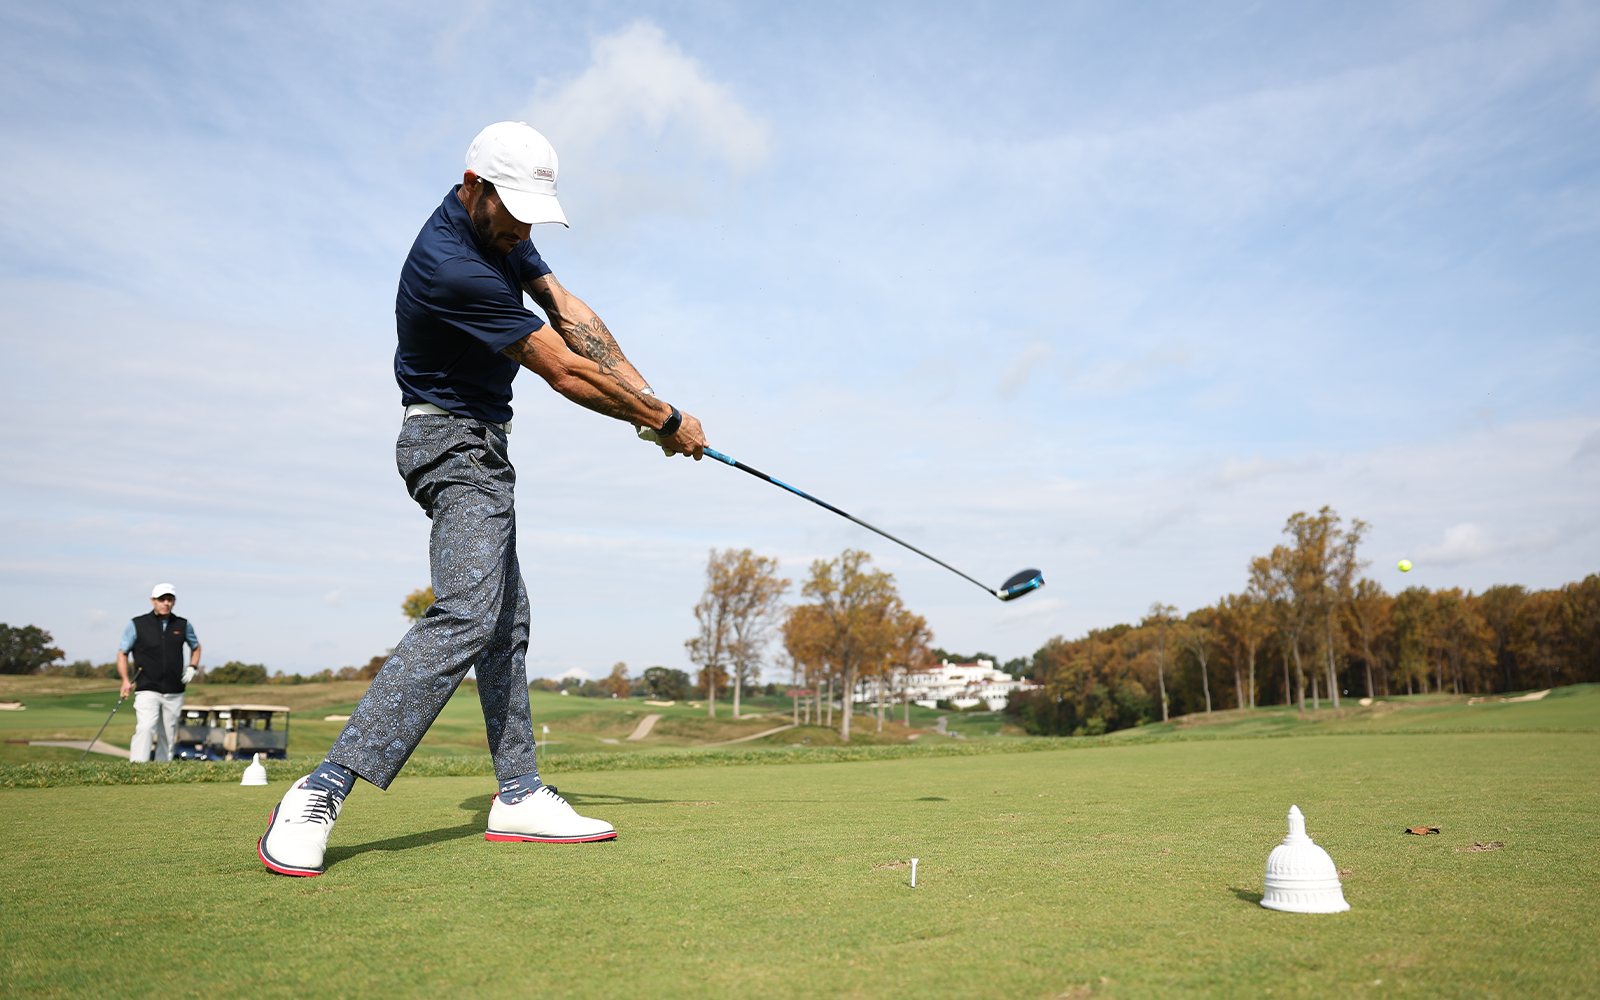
[
  {"xmin": 485, "ymin": 784, "xmax": 616, "ymax": 843},
  {"xmin": 258, "ymin": 775, "xmax": 343, "ymax": 876}
]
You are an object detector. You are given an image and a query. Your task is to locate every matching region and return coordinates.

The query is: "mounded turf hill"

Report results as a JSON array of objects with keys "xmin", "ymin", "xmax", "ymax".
[{"xmin": 2, "ymin": 684, "xmax": 1596, "ymax": 997}]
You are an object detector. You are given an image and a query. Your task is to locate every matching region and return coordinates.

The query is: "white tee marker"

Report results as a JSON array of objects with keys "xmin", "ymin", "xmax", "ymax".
[{"xmin": 910, "ymin": 858, "xmax": 918, "ymax": 888}]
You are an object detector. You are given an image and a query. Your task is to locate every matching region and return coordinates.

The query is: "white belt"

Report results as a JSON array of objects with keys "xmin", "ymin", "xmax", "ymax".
[{"xmin": 404, "ymin": 403, "xmax": 510, "ymax": 433}]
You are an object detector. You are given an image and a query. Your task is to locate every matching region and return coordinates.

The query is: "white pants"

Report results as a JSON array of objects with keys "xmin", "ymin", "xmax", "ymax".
[{"xmin": 131, "ymin": 691, "xmax": 184, "ymax": 762}]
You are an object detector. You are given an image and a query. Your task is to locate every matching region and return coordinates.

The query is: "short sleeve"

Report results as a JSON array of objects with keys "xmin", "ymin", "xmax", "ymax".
[
  {"xmin": 430, "ymin": 255, "xmax": 545, "ymax": 353},
  {"xmin": 510, "ymin": 241, "xmax": 553, "ymax": 284},
  {"xmin": 185, "ymin": 622, "xmax": 199, "ymax": 648},
  {"xmin": 119, "ymin": 622, "xmax": 137, "ymax": 653}
]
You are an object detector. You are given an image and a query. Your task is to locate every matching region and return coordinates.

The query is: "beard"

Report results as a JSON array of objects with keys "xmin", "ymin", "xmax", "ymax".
[{"xmin": 471, "ymin": 195, "xmax": 516, "ymax": 257}]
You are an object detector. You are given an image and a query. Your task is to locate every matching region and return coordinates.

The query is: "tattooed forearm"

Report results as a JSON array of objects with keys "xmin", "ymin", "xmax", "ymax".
[
  {"xmin": 502, "ymin": 329, "xmax": 667, "ymax": 426},
  {"xmin": 565, "ymin": 315, "xmax": 622, "ymax": 369},
  {"xmin": 520, "ymin": 273, "xmax": 665, "ymax": 425},
  {"xmin": 500, "ymin": 337, "xmax": 542, "ymax": 367}
]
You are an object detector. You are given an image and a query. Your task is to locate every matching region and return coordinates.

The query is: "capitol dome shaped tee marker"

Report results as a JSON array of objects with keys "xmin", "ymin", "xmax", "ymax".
[{"xmin": 1261, "ymin": 805, "xmax": 1350, "ymax": 914}]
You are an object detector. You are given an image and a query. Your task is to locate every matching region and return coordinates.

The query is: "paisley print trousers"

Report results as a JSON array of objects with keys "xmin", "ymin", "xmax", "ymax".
[{"xmin": 327, "ymin": 415, "xmax": 539, "ymax": 789}]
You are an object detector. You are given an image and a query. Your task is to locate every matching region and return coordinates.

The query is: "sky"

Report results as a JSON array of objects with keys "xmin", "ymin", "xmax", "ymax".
[{"xmin": 1, "ymin": 0, "xmax": 1596, "ymax": 680}]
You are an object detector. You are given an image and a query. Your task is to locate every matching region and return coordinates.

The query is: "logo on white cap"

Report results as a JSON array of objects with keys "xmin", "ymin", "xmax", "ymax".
[
  {"xmin": 151, "ymin": 583, "xmax": 177, "ymax": 599},
  {"xmin": 465, "ymin": 122, "xmax": 569, "ymax": 228}
]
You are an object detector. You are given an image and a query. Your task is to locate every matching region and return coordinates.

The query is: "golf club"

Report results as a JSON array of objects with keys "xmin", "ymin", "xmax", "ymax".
[
  {"xmin": 80, "ymin": 662, "xmax": 141, "ymax": 762},
  {"xmin": 703, "ymin": 448, "xmax": 1044, "ymax": 602}
]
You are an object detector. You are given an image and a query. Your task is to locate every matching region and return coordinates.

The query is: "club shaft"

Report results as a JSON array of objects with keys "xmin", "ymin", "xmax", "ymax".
[
  {"xmin": 703, "ymin": 448, "xmax": 997, "ymax": 596},
  {"xmin": 81, "ymin": 695, "xmax": 126, "ymax": 763}
]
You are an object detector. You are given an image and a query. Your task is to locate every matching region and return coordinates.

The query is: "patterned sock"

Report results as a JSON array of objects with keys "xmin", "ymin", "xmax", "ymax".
[
  {"xmin": 498, "ymin": 772, "xmax": 542, "ymax": 804},
  {"xmin": 305, "ymin": 759, "xmax": 355, "ymax": 800}
]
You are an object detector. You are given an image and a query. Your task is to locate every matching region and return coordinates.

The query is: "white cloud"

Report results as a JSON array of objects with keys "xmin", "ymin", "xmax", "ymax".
[
  {"xmin": 1415, "ymin": 523, "xmax": 1501, "ymax": 566},
  {"xmin": 558, "ymin": 667, "xmax": 593, "ymax": 682},
  {"xmin": 522, "ymin": 21, "xmax": 769, "ymax": 228}
]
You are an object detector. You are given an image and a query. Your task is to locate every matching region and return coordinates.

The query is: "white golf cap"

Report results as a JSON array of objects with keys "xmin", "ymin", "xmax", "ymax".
[
  {"xmin": 151, "ymin": 583, "xmax": 177, "ymax": 599},
  {"xmin": 465, "ymin": 121, "xmax": 568, "ymax": 227}
]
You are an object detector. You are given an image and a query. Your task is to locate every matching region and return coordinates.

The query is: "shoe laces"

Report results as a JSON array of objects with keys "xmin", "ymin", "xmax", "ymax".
[
  {"xmin": 537, "ymin": 785, "xmax": 573, "ymax": 809},
  {"xmin": 298, "ymin": 788, "xmax": 340, "ymax": 825}
]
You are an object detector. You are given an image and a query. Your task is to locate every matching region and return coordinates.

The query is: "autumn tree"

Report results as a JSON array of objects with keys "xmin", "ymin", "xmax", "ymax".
[
  {"xmin": 1344, "ymin": 578, "xmax": 1392, "ymax": 697},
  {"xmin": 402, "ymin": 587, "xmax": 435, "ymax": 622},
  {"xmin": 1476, "ymin": 585, "xmax": 1528, "ymax": 692},
  {"xmin": 877, "ymin": 605, "xmax": 932, "ymax": 731},
  {"xmin": 1218, "ymin": 592, "xmax": 1270, "ymax": 708},
  {"xmin": 783, "ymin": 550, "xmax": 920, "ymax": 743},
  {"xmin": 1248, "ymin": 508, "xmax": 1363, "ymax": 710},
  {"xmin": 604, "ymin": 662, "xmax": 631, "ymax": 698}
]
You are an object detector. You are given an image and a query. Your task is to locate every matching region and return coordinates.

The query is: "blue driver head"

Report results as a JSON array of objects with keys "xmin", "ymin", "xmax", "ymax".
[{"xmin": 997, "ymin": 569, "xmax": 1044, "ymax": 601}]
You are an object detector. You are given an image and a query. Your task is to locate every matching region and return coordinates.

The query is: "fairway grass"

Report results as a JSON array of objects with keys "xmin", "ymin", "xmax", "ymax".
[{"xmin": 3, "ymin": 732, "xmax": 1595, "ymax": 998}]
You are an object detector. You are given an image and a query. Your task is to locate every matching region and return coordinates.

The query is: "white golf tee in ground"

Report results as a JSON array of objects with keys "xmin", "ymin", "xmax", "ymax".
[{"xmin": 910, "ymin": 858, "xmax": 918, "ymax": 888}]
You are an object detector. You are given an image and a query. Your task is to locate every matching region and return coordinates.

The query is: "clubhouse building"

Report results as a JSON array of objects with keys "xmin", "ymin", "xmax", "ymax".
[{"xmin": 854, "ymin": 659, "xmax": 1040, "ymax": 711}]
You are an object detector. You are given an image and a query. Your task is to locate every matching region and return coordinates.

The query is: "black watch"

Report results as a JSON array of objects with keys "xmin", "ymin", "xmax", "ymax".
[{"xmin": 658, "ymin": 405, "xmax": 682, "ymax": 437}]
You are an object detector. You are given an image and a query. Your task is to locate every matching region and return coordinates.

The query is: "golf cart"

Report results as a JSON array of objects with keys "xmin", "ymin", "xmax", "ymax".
[{"xmin": 174, "ymin": 704, "xmax": 292, "ymax": 761}]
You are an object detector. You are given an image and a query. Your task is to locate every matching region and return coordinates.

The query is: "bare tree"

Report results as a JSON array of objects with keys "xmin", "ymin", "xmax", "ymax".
[
  {"xmin": 1142, "ymin": 603, "xmax": 1178, "ymax": 722},
  {"xmin": 1180, "ymin": 607, "xmax": 1219, "ymax": 714},
  {"xmin": 686, "ymin": 548, "xmax": 790, "ymax": 719}
]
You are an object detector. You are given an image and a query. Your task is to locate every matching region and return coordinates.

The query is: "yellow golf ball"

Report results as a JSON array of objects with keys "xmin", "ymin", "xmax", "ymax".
[{"xmin": 1398, "ymin": 559, "xmax": 1412, "ymax": 572}]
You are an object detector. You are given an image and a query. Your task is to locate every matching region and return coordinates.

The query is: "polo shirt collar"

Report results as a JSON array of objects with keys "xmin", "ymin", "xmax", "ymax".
[{"xmin": 444, "ymin": 184, "xmax": 494, "ymax": 259}]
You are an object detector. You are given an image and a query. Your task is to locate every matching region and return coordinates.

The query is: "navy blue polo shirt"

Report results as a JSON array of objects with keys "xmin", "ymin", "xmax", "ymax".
[{"xmin": 394, "ymin": 186, "xmax": 554, "ymax": 424}]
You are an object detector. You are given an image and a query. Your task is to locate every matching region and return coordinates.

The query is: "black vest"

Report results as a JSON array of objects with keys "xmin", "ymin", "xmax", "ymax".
[{"xmin": 131, "ymin": 612, "xmax": 190, "ymax": 694}]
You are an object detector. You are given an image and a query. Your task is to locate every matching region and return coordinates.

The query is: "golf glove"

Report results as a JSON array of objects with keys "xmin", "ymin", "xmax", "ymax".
[
  {"xmin": 633, "ymin": 386, "xmax": 672, "ymax": 455},
  {"xmin": 182, "ymin": 665, "xmax": 199, "ymax": 684},
  {"xmin": 635, "ymin": 424, "xmax": 673, "ymax": 455}
]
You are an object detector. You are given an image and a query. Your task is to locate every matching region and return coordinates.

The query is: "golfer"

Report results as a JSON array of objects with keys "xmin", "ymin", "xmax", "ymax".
[
  {"xmin": 119, "ymin": 583, "xmax": 201, "ymax": 762},
  {"xmin": 259, "ymin": 122, "xmax": 706, "ymax": 877}
]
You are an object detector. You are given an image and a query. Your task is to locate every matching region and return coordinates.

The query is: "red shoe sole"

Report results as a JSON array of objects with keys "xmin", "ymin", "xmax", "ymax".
[
  {"xmin": 484, "ymin": 830, "xmax": 618, "ymax": 843},
  {"xmin": 258, "ymin": 804, "xmax": 325, "ymax": 876}
]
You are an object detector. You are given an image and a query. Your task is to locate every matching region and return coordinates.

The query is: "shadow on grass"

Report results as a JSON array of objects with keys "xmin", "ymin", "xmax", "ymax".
[
  {"xmin": 1231, "ymin": 887, "xmax": 1264, "ymax": 905},
  {"xmin": 324, "ymin": 822, "xmax": 483, "ymax": 864},
  {"xmin": 541, "ymin": 788, "xmax": 685, "ymax": 807}
]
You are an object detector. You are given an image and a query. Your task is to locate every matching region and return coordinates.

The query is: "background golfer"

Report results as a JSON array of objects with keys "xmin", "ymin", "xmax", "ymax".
[
  {"xmin": 118, "ymin": 583, "xmax": 201, "ymax": 763},
  {"xmin": 259, "ymin": 121, "xmax": 707, "ymax": 877}
]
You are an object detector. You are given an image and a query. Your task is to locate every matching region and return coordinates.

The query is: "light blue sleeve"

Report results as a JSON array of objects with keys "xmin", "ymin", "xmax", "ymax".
[
  {"xmin": 185, "ymin": 621, "xmax": 199, "ymax": 649},
  {"xmin": 119, "ymin": 621, "xmax": 137, "ymax": 653}
]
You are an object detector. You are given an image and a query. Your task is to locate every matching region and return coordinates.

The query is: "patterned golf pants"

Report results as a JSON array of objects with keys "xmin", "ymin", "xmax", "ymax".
[{"xmin": 327, "ymin": 415, "xmax": 540, "ymax": 790}]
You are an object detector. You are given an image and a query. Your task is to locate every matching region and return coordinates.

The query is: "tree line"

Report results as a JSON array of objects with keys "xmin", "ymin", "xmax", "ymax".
[{"xmin": 1009, "ymin": 506, "xmax": 1600, "ymax": 737}]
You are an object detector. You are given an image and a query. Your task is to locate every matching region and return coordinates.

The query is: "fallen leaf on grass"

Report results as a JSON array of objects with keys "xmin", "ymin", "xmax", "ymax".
[
  {"xmin": 1455, "ymin": 841, "xmax": 1506, "ymax": 852},
  {"xmin": 1404, "ymin": 826, "xmax": 1441, "ymax": 835}
]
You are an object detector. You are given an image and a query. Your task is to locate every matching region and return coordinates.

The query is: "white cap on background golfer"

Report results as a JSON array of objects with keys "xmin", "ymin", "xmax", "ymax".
[
  {"xmin": 151, "ymin": 582, "xmax": 176, "ymax": 599},
  {"xmin": 465, "ymin": 121, "xmax": 568, "ymax": 227}
]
